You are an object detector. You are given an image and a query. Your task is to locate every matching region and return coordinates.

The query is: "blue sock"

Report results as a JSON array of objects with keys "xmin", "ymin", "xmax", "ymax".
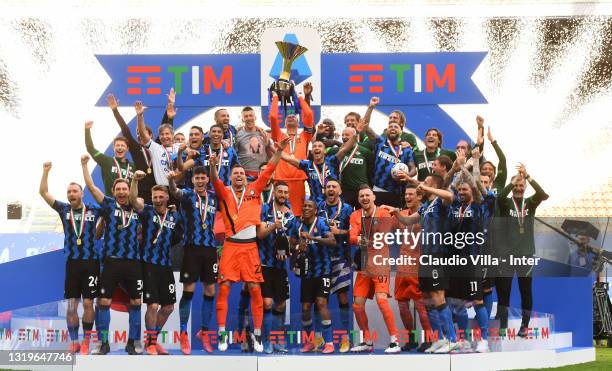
[
  {"xmin": 201, "ymin": 295, "xmax": 214, "ymax": 331},
  {"xmin": 302, "ymin": 317, "xmax": 313, "ymax": 334},
  {"xmin": 427, "ymin": 308, "xmax": 442, "ymax": 341},
  {"xmin": 97, "ymin": 306, "xmax": 110, "ymax": 342},
  {"xmin": 322, "ymin": 320, "xmax": 333, "ymax": 344},
  {"xmin": 272, "ymin": 309, "xmax": 285, "ymax": 344},
  {"xmin": 263, "ymin": 309, "xmax": 273, "ymax": 342},
  {"xmin": 483, "ymin": 292, "xmax": 493, "ymax": 319},
  {"xmin": 475, "ymin": 304, "xmax": 489, "ymax": 340},
  {"xmin": 454, "ymin": 304, "xmax": 469, "ymax": 337},
  {"xmin": 314, "ymin": 307, "xmax": 322, "ymax": 336},
  {"xmin": 179, "ymin": 291, "xmax": 193, "ymax": 334},
  {"xmin": 339, "ymin": 303, "xmax": 350, "ymax": 332},
  {"xmin": 238, "ymin": 291, "xmax": 250, "ymax": 332},
  {"xmin": 437, "ymin": 304, "xmax": 456, "ymax": 342},
  {"xmin": 67, "ymin": 324, "xmax": 79, "ymax": 341},
  {"xmin": 128, "ymin": 305, "xmax": 141, "ymax": 341}
]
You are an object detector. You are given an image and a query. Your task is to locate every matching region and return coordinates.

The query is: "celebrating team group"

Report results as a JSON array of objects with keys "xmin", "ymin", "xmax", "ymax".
[{"xmin": 39, "ymin": 82, "xmax": 548, "ymax": 356}]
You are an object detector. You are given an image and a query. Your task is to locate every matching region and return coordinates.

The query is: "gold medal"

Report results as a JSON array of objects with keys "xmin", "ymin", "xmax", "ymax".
[
  {"xmin": 202, "ymin": 223, "xmax": 207, "ymax": 230},
  {"xmin": 147, "ymin": 168, "xmax": 152, "ymax": 174},
  {"xmin": 519, "ymin": 226, "xmax": 525, "ymax": 234},
  {"xmin": 233, "ymin": 214, "xmax": 238, "ymax": 221},
  {"xmin": 76, "ymin": 238, "xmax": 82, "ymax": 246}
]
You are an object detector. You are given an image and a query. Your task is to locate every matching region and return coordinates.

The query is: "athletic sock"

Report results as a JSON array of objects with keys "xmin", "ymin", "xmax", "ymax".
[
  {"xmin": 216, "ymin": 285, "xmax": 230, "ymax": 329},
  {"xmin": 376, "ymin": 297, "xmax": 398, "ymax": 338},
  {"xmin": 263, "ymin": 308, "xmax": 273, "ymax": 341},
  {"xmin": 322, "ymin": 319, "xmax": 333, "ymax": 344},
  {"xmin": 97, "ymin": 306, "xmax": 110, "ymax": 342},
  {"xmin": 483, "ymin": 291, "xmax": 493, "ymax": 319},
  {"xmin": 128, "ymin": 305, "xmax": 141, "ymax": 341},
  {"xmin": 437, "ymin": 303, "xmax": 457, "ymax": 342},
  {"xmin": 249, "ymin": 286, "xmax": 264, "ymax": 331},
  {"xmin": 201, "ymin": 295, "xmax": 214, "ymax": 332},
  {"xmin": 475, "ymin": 304, "xmax": 489, "ymax": 340},
  {"xmin": 339, "ymin": 302, "xmax": 350, "ymax": 333},
  {"xmin": 352, "ymin": 303, "xmax": 370, "ymax": 342},
  {"xmin": 178, "ymin": 291, "xmax": 194, "ymax": 334}
]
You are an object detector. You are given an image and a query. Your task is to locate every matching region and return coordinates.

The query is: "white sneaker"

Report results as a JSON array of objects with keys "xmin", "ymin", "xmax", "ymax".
[
  {"xmin": 384, "ymin": 342, "xmax": 401, "ymax": 354},
  {"xmin": 252, "ymin": 333, "xmax": 263, "ymax": 353},
  {"xmin": 434, "ymin": 341, "xmax": 460, "ymax": 354},
  {"xmin": 218, "ymin": 332, "xmax": 228, "ymax": 352},
  {"xmin": 454, "ymin": 340, "xmax": 473, "ymax": 353},
  {"xmin": 350, "ymin": 342, "xmax": 374, "ymax": 352},
  {"xmin": 134, "ymin": 340, "xmax": 144, "ymax": 354},
  {"xmin": 475, "ymin": 339, "xmax": 489, "ymax": 353},
  {"xmin": 425, "ymin": 339, "xmax": 448, "ymax": 353}
]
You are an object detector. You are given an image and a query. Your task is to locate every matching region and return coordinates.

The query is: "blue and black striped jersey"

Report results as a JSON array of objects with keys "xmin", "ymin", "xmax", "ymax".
[
  {"xmin": 179, "ymin": 188, "xmax": 218, "ymax": 248},
  {"xmin": 317, "ymin": 199, "xmax": 353, "ymax": 259},
  {"xmin": 372, "ymin": 135, "xmax": 414, "ymax": 194},
  {"xmin": 298, "ymin": 156, "xmax": 339, "ymax": 204},
  {"xmin": 290, "ymin": 217, "xmax": 332, "ymax": 278},
  {"xmin": 418, "ymin": 196, "xmax": 449, "ymax": 255},
  {"xmin": 194, "ymin": 146, "xmax": 240, "ymax": 186},
  {"xmin": 99, "ymin": 196, "xmax": 140, "ymax": 260},
  {"xmin": 52, "ymin": 201, "xmax": 102, "ymax": 260},
  {"xmin": 258, "ymin": 202, "xmax": 297, "ymax": 269},
  {"xmin": 448, "ymin": 191, "xmax": 495, "ymax": 255},
  {"xmin": 139, "ymin": 205, "xmax": 182, "ymax": 266}
]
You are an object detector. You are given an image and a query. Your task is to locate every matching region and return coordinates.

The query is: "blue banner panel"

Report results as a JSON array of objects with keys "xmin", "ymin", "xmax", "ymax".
[
  {"xmin": 95, "ymin": 54, "xmax": 261, "ymax": 108},
  {"xmin": 321, "ymin": 52, "xmax": 487, "ymax": 105}
]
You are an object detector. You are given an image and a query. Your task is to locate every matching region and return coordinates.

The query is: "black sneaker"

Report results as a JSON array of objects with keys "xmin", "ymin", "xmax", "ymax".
[
  {"xmin": 401, "ymin": 340, "xmax": 418, "ymax": 352},
  {"xmin": 518, "ymin": 326, "xmax": 528, "ymax": 338},
  {"xmin": 125, "ymin": 340, "xmax": 138, "ymax": 355},
  {"xmin": 416, "ymin": 342, "xmax": 432, "ymax": 353},
  {"xmin": 93, "ymin": 341, "xmax": 110, "ymax": 355}
]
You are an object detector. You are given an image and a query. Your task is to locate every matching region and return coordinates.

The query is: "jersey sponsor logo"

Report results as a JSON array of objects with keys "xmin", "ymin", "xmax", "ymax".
[
  {"xmin": 350, "ymin": 158, "xmax": 364, "ymax": 165},
  {"xmin": 452, "ymin": 209, "xmax": 474, "ymax": 218},
  {"xmin": 509, "ymin": 209, "xmax": 529, "ymax": 218},
  {"xmin": 377, "ymin": 151, "xmax": 400, "ymax": 164},
  {"xmin": 65, "ymin": 213, "xmax": 96, "ymax": 222}
]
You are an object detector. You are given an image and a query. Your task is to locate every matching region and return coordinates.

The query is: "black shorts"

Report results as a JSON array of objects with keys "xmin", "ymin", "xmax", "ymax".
[
  {"xmin": 143, "ymin": 263, "xmax": 176, "ymax": 306},
  {"xmin": 261, "ymin": 266, "xmax": 289, "ymax": 302},
  {"xmin": 448, "ymin": 263, "xmax": 483, "ymax": 301},
  {"xmin": 300, "ymin": 276, "xmax": 331, "ymax": 303},
  {"xmin": 100, "ymin": 258, "xmax": 143, "ymax": 300},
  {"xmin": 418, "ymin": 254, "xmax": 448, "ymax": 292},
  {"xmin": 65, "ymin": 259, "xmax": 100, "ymax": 300},
  {"xmin": 180, "ymin": 246, "xmax": 218, "ymax": 284}
]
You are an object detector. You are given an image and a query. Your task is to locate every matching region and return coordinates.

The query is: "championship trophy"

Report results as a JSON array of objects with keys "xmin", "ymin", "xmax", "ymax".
[{"xmin": 270, "ymin": 41, "xmax": 309, "ymax": 116}]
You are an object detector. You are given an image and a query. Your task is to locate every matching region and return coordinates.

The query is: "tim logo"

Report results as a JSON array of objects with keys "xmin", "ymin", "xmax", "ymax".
[
  {"xmin": 348, "ymin": 63, "xmax": 456, "ymax": 94},
  {"xmin": 126, "ymin": 65, "xmax": 232, "ymax": 95}
]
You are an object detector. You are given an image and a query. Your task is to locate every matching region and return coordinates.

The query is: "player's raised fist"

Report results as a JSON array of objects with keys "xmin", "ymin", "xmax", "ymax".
[
  {"xmin": 178, "ymin": 143, "xmax": 187, "ymax": 153},
  {"xmin": 167, "ymin": 171, "xmax": 177, "ymax": 180},
  {"xmin": 472, "ymin": 147, "xmax": 481, "ymax": 159},
  {"xmin": 303, "ymin": 82, "xmax": 313, "ymax": 96},
  {"xmin": 476, "ymin": 115, "xmax": 484, "ymax": 128},
  {"xmin": 107, "ymin": 94, "xmax": 118, "ymax": 109},
  {"xmin": 81, "ymin": 155, "xmax": 90, "ymax": 164},
  {"xmin": 134, "ymin": 170, "xmax": 146, "ymax": 181},
  {"xmin": 166, "ymin": 87, "xmax": 176, "ymax": 104},
  {"xmin": 84, "ymin": 120, "xmax": 93, "ymax": 129},
  {"xmin": 487, "ymin": 126, "xmax": 495, "ymax": 143},
  {"xmin": 43, "ymin": 162, "xmax": 52, "ymax": 171},
  {"xmin": 134, "ymin": 101, "xmax": 145, "ymax": 115},
  {"xmin": 369, "ymin": 96, "xmax": 380, "ymax": 107}
]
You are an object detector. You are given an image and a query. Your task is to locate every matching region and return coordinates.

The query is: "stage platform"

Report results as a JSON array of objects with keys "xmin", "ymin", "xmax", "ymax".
[{"xmin": 3, "ymin": 346, "xmax": 590, "ymax": 371}]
